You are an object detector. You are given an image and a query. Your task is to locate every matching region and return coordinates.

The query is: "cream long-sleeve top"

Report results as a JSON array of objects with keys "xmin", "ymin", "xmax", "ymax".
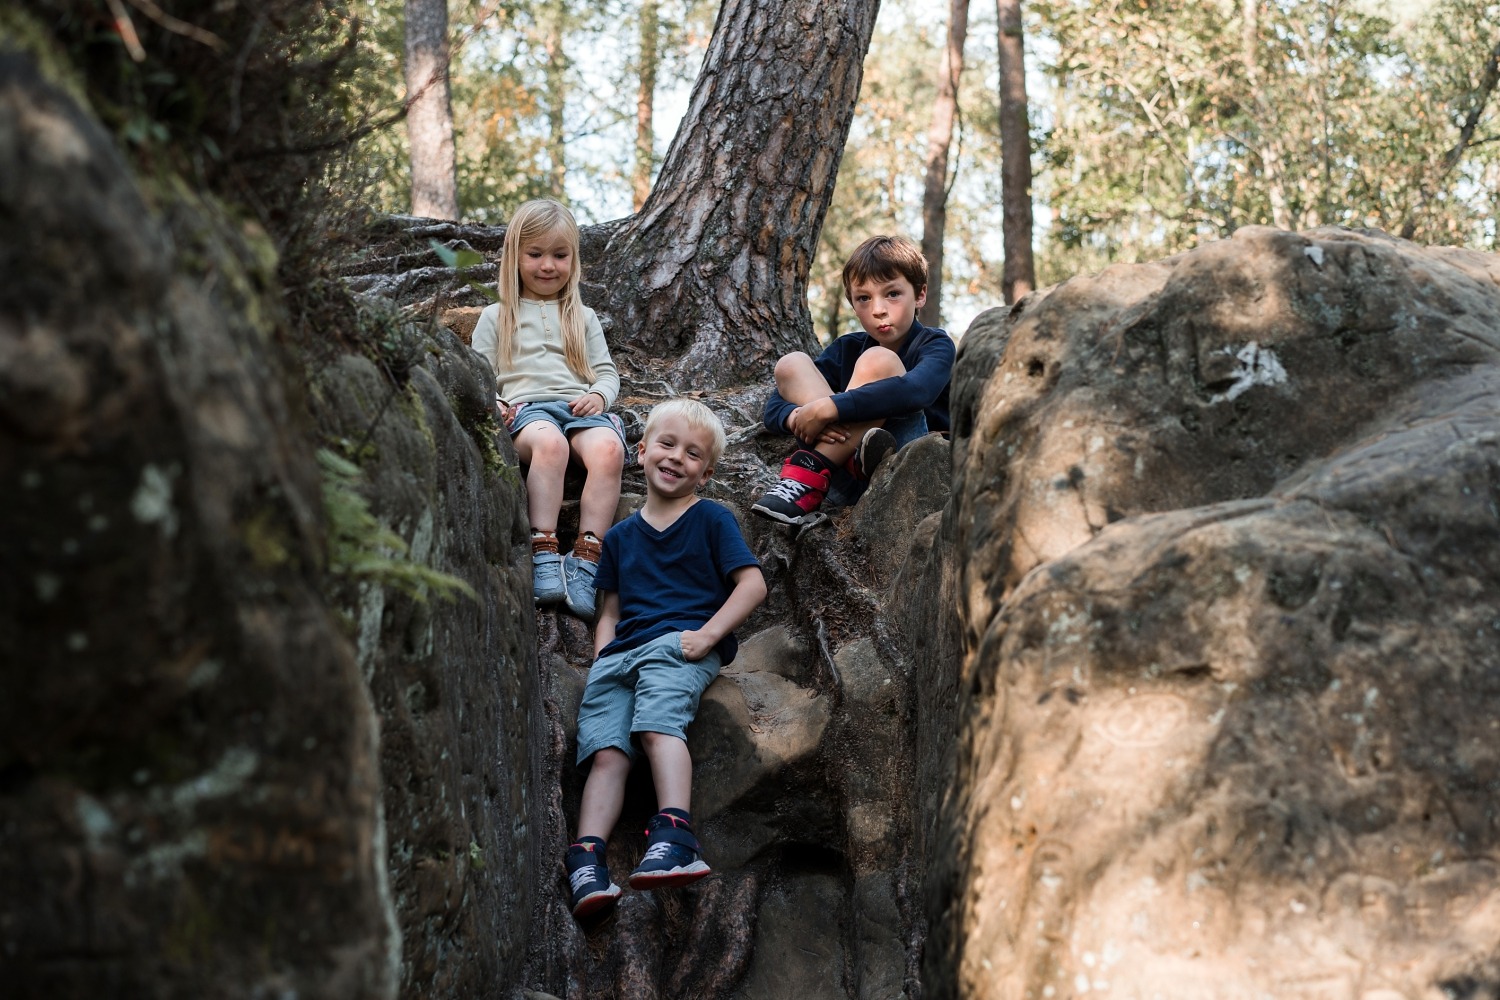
[{"xmin": 470, "ymin": 299, "xmax": 619, "ymax": 408}]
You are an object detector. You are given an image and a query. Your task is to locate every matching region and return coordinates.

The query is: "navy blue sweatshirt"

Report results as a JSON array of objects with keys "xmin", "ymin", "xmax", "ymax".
[{"xmin": 762, "ymin": 320, "xmax": 955, "ymax": 435}]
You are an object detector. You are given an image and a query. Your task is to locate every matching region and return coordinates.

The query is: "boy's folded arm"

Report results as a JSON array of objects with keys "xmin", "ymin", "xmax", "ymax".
[
  {"xmin": 830, "ymin": 338, "xmax": 955, "ymax": 424},
  {"xmin": 763, "ymin": 388, "xmax": 796, "ymax": 434},
  {"xmin": 681, "ymin": 565, "xmax": 767, "ymax": 655}
]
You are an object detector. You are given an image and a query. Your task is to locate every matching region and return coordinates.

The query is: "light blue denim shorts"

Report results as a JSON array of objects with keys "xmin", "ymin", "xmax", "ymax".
[
  {"xmin": 575, "ymin": 631, "xmax": 723, "ymax": 764},
  {"xmin": 508, "ymin": 399, "xmax": 628, "ymax": 452}
]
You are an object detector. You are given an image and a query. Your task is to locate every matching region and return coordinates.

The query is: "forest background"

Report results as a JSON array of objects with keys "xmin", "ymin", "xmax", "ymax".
[{"xmin": 356, "ymin": 0, "xmax": 1500, "ymax": 338}]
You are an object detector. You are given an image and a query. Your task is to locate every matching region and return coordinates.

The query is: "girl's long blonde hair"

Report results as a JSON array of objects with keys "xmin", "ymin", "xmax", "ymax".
[{"xmin": 493, "ymin": 198, "xmax": 595, "ymax": 382}]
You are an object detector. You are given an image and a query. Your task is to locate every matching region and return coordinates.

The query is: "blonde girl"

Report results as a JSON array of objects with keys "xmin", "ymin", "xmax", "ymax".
[{"xmin": 471, "ymin": 199, "xmax": 625, "ymax": 619}]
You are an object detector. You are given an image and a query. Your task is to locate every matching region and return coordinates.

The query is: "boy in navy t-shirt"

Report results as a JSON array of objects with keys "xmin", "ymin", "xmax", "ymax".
[
  {"xmin": 752, "ymin": 234, "xmax": 954, "ymax": 525},
  {"xmin": 564, "ymin": 399, "xmax": 767, "ymax": 920}
]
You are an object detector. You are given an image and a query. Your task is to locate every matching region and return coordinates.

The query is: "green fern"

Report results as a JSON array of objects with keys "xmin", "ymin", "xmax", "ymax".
[{"xmin": 319, "ymin": 449, "xmax": 476, "ymax": 603}]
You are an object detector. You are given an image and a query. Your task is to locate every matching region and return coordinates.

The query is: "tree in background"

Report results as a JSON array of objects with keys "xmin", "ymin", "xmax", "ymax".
[
  {"xmin": 1035, "ymin": 0, "xmax": 1500, "ymax": 279},
  {"xmin": 920, "ymin": 0, "xmax": 971, "ymax": 328},
  {"xmin": 405, "ymin": 0, "xmax": 460, "ymax": 219},
  {"xmin": 634, "ymin": 0, "xmax": 661, "ymax": 210},
  {"xmin": 996, "ymin": 0, "xmax": 1034, "ymax": 303}
]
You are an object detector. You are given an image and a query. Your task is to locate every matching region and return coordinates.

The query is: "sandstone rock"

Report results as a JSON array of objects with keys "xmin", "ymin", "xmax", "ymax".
[
  {"xmin": 0, "ymin": 54, "xmax": 396, "ymax": 999},
  {"xmin": 309, "ymin": 333, "xmax": 541, "ymax": 1000},
  {"xmin": 919, "ymin": 228, "xmax": 1500, "ymax": 999},
  {"xmin": 850, "ymin": 432, "xmax": 952, "ymax": 591}
]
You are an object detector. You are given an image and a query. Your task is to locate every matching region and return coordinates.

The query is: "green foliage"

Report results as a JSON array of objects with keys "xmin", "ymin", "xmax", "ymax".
[
  {"xmin": 1034, "ymin": 0, "xmax": 1500, "ymax": 277},
  {"xmin": 319, "ymin": 449, "xmax": 477, "ymax": 603},
  {"xmin": 346, "ymin": 0, "xmax": 716, "ymax": 222}
]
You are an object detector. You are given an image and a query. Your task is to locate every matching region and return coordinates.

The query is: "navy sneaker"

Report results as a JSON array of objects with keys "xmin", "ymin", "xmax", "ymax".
[
  {"xmin": 566, "ymin": 842, "xmax": 621, "ymax": 918},
  {"xmin": 628, "ymin": 813, "xmax": 711, "ymax": 889}
]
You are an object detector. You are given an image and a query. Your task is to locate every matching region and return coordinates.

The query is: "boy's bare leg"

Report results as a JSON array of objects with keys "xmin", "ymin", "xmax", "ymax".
[
  {"xmin": 569, "ymin": 426, "xmax": 625, "ymax": 539},
  {"xmin": 513, "ymin": 421, "xmax": 570, "ymax": 531},
  {"xmin": 773, "ymin": 350, "xmax": 907, "ymax": 467},
  {"xmin": 639, "ymin": 731, "xmax": 692, "ymax": 813},
  {"xmin": 772, "ymin": 352, "xmax": 836, "ymax": 406},
  {"xmin": 576, "ymin": 748, "xmax": 631, "ymax": 841}
]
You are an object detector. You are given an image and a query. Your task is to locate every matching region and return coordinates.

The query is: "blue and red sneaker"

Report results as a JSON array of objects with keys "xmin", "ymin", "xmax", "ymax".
[
  {"xmin": 628, "ymin": 813, "xmax": 711, "ymax": 890},
  {"xmin": 566, "ymin": 841, "xmax": 621, "ymax": 918}
]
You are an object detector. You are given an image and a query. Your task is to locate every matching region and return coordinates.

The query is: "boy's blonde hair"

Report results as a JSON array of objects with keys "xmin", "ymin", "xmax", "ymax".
[
  {"xmin": 642, "ymin": 399, "xmax": 727, "ymax": 466},
  {"xmin": 841, "ymin": 235, "xmax": 929, "ymax": 302},
  {"xmin": 493, "ymin": 198, "xmax": 595, "ymax": 382}
]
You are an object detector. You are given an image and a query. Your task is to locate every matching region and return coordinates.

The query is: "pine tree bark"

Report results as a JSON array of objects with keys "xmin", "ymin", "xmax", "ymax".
[
  {"xmin": 997, "ymin": 0, "xmax": 1035, "ymax": 303},
  {"xmin": 593, "ymin": 0, "xmax": 880, "ymax": 387},
  {"xmin": 919, "ymin": 0, "xmax": 970, "ymax": 329},
  {"xmin": 405, "ymin": 0, "xmax": 459, "ymax": 220},
  {"xmin": 633, "ymin": 0, "xmax": 660, "ymax": 211}
]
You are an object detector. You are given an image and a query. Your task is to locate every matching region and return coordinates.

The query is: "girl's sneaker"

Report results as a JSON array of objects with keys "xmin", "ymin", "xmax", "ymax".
[
  {"xmin": 566, "ymin": 842, "xmax": 621, "ymax": 919},
  {"xmin": 628, "ymin": 813, "xmax": 711, "ymax": 889},
  {"xmin": 533, "ymin": 550, "xmax": 566, "ymax": 604},
  {"xmin": 563, "ymin": 553, "xmax": 599, "ymax": 620}
]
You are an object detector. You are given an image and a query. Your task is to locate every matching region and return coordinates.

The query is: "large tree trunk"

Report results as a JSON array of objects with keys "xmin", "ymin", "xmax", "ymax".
[
  {"xmin": 405, "ymin": 0, "xmax": 459, "ymax": 220},
  {"xmin": 595, "ymin": 0, "xmax": 882, "ymax": 386},
  {"xmin": 919, "ymin": 0, "xmax": 970, "ymax": 329},
  {"xmin": 633, "ymin": 0, "xmax": 660, "ymax": 212},
  {"xmin": 997, "ymin": 0, "xmax": 1035, "ymax": 303}
]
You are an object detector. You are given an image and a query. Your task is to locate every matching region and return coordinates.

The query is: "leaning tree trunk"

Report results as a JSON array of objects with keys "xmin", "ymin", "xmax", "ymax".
[
  {"xmin": 405, "ymin": 0, "xmax": 459, "ymax": 220},
  {"xmin": 593, "ymin": 0, "xmax": 882, "ymax": 386}
]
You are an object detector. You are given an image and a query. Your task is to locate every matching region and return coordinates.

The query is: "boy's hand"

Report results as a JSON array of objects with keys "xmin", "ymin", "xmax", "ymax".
[
  {"xmin": 570, "ymin": 392, "xmax": 605, "ymax": 417},
  {"xmin": 787, "ymin": 398, "xmax": 845, "ymax": 444},
  {"xmin": 678, "ymin": 629, "xmax": 716, "ymax": 661}
]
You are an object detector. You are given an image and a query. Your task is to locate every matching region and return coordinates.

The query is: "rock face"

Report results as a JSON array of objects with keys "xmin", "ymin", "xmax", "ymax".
[
  {"xmin": 918, "ymin": 228, "xmax": 1500, "ymax": 999},
  {"xmin": 0, "ymin": 54, "xmax": 397, "ymax": 997},
  {"xmin": 1, "ymin": 49, "xmax": 545, "ymax": 1000},
  {"xmin": 308, "ymin": 330, "xmax": 541, "ymax": 999}
]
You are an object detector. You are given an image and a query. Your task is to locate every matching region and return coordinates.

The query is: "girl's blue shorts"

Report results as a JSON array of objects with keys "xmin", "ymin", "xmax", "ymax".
[{"xmin": 508, "ymin": 399, "xmax": 628, "ymax": 453}]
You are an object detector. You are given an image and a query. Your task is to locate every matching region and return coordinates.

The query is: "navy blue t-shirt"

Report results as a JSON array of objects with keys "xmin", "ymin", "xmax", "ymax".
[{"xmin": 594, "ymin": 499, "xmax": 760, "ymax": 665}]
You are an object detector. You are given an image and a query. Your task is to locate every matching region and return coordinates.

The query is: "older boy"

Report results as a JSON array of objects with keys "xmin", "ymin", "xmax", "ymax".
[
  {"xmin": 565, "ymin": 399, "xmax": 767, "ymax": 919},
  {"xmin": 752, "ymin": 235, "xmax": 955, "ymax": 525}
]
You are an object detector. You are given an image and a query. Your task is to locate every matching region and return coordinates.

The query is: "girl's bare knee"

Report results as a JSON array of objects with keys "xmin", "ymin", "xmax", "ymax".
[
  {"xmin": 577, "ymin": 433, "xmax": 625, "ymax": 473},
  {"xmin": 528, "ymin": 429, "xmax": 570, "ymax": 466}
]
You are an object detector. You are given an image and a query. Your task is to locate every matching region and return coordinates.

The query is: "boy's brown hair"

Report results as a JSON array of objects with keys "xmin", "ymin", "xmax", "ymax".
[{"xmin": 841, "ymin": 235, "xmax": 929, "ymax": 302}]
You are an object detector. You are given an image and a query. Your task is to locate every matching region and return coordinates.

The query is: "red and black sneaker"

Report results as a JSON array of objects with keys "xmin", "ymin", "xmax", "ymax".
[{"xmin": 751, "ymin": 450, "xmax": 833, "ymax": 525}]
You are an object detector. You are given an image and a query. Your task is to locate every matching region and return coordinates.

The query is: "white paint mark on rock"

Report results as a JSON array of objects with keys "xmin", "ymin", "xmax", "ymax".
[
  {"xmin": 1304, "ymin": 244, "xmax": 1325, "ymax": 267},
  {"xmin": 1210, "ymin": 342, "xmax": 1288, "ymax": 404},
  {"xmin": 130, "ymin": 464, "xmax": 180, "ymax": 537}
]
